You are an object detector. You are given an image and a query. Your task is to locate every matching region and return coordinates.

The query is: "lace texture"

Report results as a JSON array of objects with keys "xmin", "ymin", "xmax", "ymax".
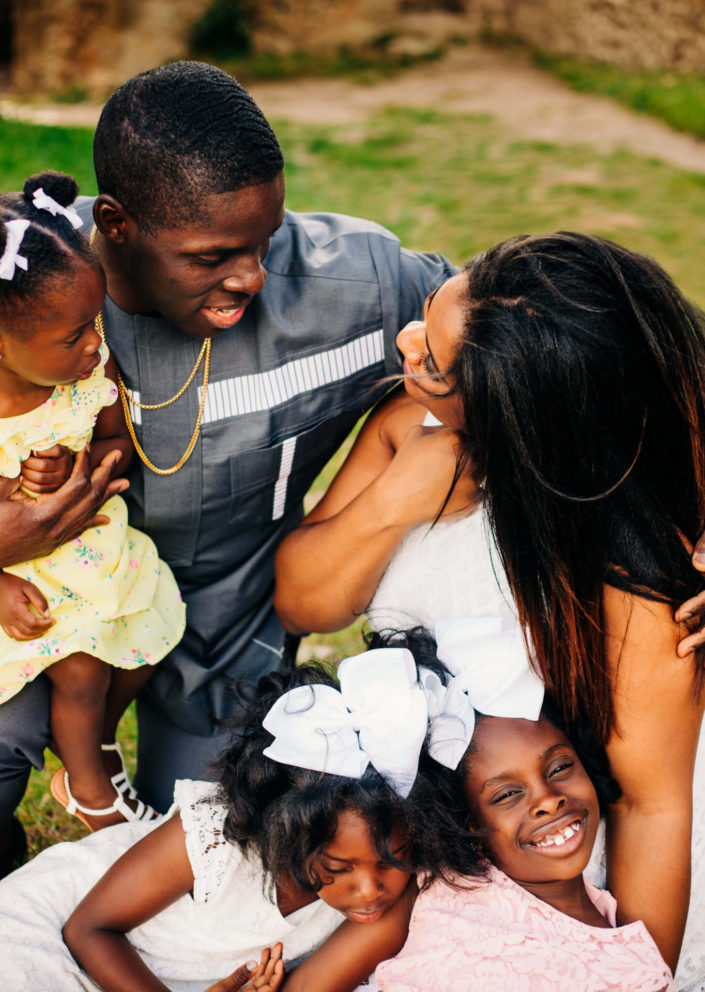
[
  {"xmin": 375, "ymin": 869, "xmax": 674, "ymax": 992},
  {"xmin": 177, "ymin": 779, "xmax": 232, "ymax": 904}
]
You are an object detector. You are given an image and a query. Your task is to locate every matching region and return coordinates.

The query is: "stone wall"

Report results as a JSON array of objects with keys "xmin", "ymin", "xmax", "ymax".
[
  {"xmin": 8, "ymin": 0, "xmax": 705, "ymax": 98},
  {"xmin": 475, "ymin": 0, "xmax": 705, "ymax": 73},
  {"xmin": 250, "ymin": 0, "xmax": 705, "ymax": 72},
  {"xmin": 11, "ymin": 0, "xmax": 211, "ymax": 96}
]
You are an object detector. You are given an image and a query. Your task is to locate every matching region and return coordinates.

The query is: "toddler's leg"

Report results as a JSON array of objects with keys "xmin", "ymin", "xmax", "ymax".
[
  {"xmin": 103, "ymin": 666, "xmax": 155, "ymax": 747},
  {"xmin": 101, "ymin": 666, "xmax": 155, "ymax": 781},
  {"xmin": 46, "ymin": 654, "xmax": 156, "ymax": 831}
]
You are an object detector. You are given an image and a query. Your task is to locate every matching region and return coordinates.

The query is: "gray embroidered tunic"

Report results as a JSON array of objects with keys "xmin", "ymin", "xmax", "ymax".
[{"xmin": 78, "ymin": 200, "xmax": 456, "ymax": 737}]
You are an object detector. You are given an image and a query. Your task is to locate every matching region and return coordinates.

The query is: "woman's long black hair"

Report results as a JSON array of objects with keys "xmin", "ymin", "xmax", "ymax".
[{"xmin": 449, "ymin": 233, "xmax": 705, "ymax": 743}]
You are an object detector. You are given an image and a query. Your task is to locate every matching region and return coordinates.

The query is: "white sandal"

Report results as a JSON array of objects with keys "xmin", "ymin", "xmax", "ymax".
[
  {"xmin": 50, "ymin": 766, "xmax": 159, "ymax": 831},
  {"xmin": 101, "ymin": 741, "xmax": 138, "ymax": 800}
]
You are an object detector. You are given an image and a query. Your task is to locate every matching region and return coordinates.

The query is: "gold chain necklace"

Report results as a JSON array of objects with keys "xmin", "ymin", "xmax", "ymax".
[{"xmin": 90, "ymin": 227, "xmax": 211, "ymax": 475}]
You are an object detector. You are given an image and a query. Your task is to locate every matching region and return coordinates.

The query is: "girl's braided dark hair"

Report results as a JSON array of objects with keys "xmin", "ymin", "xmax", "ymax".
[{"xmin": 0, "ymin": 171, "xmax": 98, "ymax": 331}]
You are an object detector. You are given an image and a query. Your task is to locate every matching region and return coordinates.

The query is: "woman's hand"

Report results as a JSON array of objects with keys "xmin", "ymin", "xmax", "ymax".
[
  {"xmin": 21, "ymin": 445, "xmax": 74, "ymax": 494},
  {"xmin": 380, "ymin": 424, "xmax": 478, "ymax": 528},
  {"xmin": 206, "ymin": 945, "xmax": 284, "ymax": 992},
  {"xmin": 674, "ymin": 533, "xmax": 705, "ymax": 656},
  {"xmin": 0, "ymin": 571, "xmax": 54, "ymax": 639}
]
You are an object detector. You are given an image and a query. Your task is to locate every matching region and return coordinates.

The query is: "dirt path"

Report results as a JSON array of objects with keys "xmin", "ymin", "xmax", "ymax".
[{"xmin": 3, "ymin": 43, "xmax": 705, "ymax": 172}]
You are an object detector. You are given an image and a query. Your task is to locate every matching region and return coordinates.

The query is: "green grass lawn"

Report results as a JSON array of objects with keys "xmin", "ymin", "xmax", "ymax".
[
  {"xmin": 534, "ymin": 52, "xmax": 705, "ymax": 141},
  {"xmin": 3, "ymin": 102, "xmax": 705, "ymax": 851}
]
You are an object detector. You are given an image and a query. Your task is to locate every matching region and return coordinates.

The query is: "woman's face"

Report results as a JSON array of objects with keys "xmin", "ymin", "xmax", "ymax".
[
  {"xmin": 396, "ymin": 273, "xmax": 466, "ymax": 429},
  {"xmin": 464, "ymin": 715, "xmax": 600, "ymax": 894}
]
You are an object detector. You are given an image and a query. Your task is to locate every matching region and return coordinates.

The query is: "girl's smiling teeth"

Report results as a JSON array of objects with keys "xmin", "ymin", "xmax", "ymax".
[{"xmin": 528, "ymin": 817, "xmax": 584, "ymax": 850}]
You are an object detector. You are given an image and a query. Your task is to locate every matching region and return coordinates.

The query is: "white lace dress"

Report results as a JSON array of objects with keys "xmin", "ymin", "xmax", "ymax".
[
  {"xmin": 366, "ymin": 416, "xmax": 705, "ymax": 992},
  {"xmin": 0, "ymin": 780, "xmax": 343, "ymax": 992}
]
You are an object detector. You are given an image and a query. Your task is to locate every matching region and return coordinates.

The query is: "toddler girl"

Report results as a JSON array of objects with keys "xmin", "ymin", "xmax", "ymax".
[
  {"xmin": 0, "ymin": 171, "xmax": 185, "ymax": 830},
  {"xmin": 0, "ymin": 644, "xmax": 453, "ymax": 992},
  {"xmin": 371, "ymin": 619, "xmax": 675, "ymax": 992}
]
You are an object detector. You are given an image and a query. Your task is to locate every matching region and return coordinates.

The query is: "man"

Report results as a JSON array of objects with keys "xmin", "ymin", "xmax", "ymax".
[{"xmin": 0, "ymin": 60, "xmax": 455, "ymax": 857}]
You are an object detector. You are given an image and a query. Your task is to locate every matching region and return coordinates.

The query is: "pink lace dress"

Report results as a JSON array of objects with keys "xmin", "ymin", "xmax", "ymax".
[{"xmin": 373, "ymin": 868, "xmax": 673, "ymax": 992}]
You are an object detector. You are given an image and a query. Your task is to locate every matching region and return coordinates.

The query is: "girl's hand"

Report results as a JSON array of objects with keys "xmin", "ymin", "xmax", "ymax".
[
  {"xmin": 205, "ymin": 944, "xmax": 285, "ymax": 992},
  {"xmin": 21, "ymin": 445, "xmax": 75, "ymax": 494},
  {"xmin": 0, "ymin": 571, "xmax": 53, "ymax": 639}
]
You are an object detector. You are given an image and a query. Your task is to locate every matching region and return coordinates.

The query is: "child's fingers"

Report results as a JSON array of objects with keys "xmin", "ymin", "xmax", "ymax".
[
  {"xmin": 262, "ymin": 958, "xmax": 285, "ymax": 992},
  {"xmin": 203, "ymin": 961, "xmax": 258, "ymax": 992},
  {"xmin": 30, "ymin": 445, "xmax": 65, "ymax": 460},
  {"xmin": 3, "ymin": 614, "xmax": 52, "ymax": 640},
  {"xmin": 255, "ymin": 944, "xmax": 284, "ymax": 989},
  {"xmin": 23, "ymin": 582, "xmax": 50, "ymax": 618}
]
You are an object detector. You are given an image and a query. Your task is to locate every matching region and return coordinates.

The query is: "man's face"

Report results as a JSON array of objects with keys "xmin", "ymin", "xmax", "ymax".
[{"xmin": 122, "ymin": 171, "xmax": 285, "ymax": 339}]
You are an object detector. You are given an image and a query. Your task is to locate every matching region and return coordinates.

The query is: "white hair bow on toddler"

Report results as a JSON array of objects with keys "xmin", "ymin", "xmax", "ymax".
[
  {"xmin": 422, "ymin": 614, "xmax": 545, "ymax": 770},
  {"xmin": 32, "ymin": 188, "xmax": 83, "ymax": 229},
  {"xmin": 0, "ymin": 219, "xmax": 30, "ymax": 281},
  {"xmin": 262, "ymin": 648, "xmax": 428, "ymax": 798}
]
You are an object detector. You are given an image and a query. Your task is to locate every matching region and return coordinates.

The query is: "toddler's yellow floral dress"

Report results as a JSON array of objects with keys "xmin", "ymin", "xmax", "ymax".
[{"xmin": 0, "ymin": 346, "xmax": 185, "ymax": 702}]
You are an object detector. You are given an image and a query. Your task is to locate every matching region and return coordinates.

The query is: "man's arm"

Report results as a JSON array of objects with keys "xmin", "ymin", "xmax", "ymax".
[{"xmin": 0, "ymin": 447, "xmax": 128, "ymax": 568}]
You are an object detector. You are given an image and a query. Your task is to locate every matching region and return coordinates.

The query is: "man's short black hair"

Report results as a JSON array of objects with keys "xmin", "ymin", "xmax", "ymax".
[{"xmin": 93, "ymin": 61, "xmax": 284, "ymax": 233}]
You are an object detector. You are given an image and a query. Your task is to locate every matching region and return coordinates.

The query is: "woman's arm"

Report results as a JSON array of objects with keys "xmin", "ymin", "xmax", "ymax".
[
  {"xmin": 603, "ymin": 585, "xmax": 704, "ymax": 972},
  {"xmin": 62, "ymin": 814, "xmax": 195, "ymax": 992},
  {"xmin": 282, "ymin": 882, "xmax": 416, "ymax": 992},
  {"xmin": 274, "ymin": 391, "xmax": 477, "ymax": 634}
]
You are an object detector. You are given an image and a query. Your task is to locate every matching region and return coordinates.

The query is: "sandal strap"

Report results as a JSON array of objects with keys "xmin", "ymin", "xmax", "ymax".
[
  {"xmin": 109, "ymin": 768, "xmax": 138, "ymax": 801},
  {"xmin": 61, "ymin": 770, "xmax": 159, "ymax": 823},
  {"xmin": 62, "ymin": 771, "xmax": 123, "ymax": 818},
  {"xmin": 102, "ymin": 742, "xmax": 138, "ymax": 800}
]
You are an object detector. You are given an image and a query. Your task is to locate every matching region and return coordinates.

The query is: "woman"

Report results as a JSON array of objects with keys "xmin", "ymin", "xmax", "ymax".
[{"xmin": 274, "ymin": 233, "xmax": 705, "ymax": 988}]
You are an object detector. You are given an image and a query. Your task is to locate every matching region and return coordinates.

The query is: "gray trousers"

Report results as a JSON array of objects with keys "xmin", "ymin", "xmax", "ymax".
[
  {"xmin": 0, "ymin": 677, "xmax": 51, "ymax": 828},
  {"xmin": 133, "ymin": 694, "xmax": 228, "ymax": 812}
]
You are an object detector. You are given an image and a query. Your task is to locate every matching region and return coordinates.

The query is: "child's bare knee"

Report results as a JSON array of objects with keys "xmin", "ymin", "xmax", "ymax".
[{"xmin": 47, "ymin": 654, "xmax": 110, "ymax": 701}]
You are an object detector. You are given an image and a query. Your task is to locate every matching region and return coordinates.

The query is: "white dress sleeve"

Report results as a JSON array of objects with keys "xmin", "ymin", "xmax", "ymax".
[{"xmin": 174, "ymin": 779, "xmax": 239, "ymax": 905}]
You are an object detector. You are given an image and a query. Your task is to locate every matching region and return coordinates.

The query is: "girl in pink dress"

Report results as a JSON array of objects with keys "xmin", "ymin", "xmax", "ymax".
[{"xmin": 371, "ymin": 620, "xmax": 674, "ymax": 992}]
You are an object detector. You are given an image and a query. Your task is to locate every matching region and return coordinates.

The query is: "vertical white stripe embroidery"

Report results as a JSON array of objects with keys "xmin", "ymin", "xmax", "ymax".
[
  {"xmin": 127, "ymin": 391, "xmax": 142, "ymax": 425},
  {"xmin": 200, "ymin": 328, "xmax": 384, "ymax": 424},
  {"xmin": 272, "ymin": 437, "xmax": 297, "ymax": 521}
]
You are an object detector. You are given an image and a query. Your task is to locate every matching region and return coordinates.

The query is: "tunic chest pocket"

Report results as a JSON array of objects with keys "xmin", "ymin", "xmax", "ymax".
[
  {"xmin": 228, "ymin": 444, "xmax": 287, "ymax": 525},
  {"xmin": 228, "ymin": 417, "xmax": 356, "ymax": 525}
]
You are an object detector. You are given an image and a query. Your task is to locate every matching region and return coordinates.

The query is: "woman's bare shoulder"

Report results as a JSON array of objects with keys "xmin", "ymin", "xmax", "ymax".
[{"xmin": 373, "ymin": 390, "xmax": 428, "ymax": 453}]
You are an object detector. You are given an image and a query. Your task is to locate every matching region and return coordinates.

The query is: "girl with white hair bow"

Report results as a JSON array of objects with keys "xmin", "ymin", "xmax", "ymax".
[
  {"xmin": 0, "ymin": 645, "xmax": 475, "ymax": 992},
  {"xmin": 364, "ymin": 620, "xmax": 673, "ymax": 992}
]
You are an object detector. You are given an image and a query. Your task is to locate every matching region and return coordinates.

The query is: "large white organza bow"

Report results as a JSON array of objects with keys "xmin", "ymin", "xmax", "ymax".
[
  {"xmin": 422, "ymin": 615, "xmax": 545, "ymax": 770},
  {"xmin": 32, "ymin": 188, "xmax": 83, "ymax": 229},
  {"xmin": 0, "ymin": 219, "xmax": 30, "ymax": 281},
  {"xmin": 262, "ymin": 647, "xmax": 428, "ymax": 797}
]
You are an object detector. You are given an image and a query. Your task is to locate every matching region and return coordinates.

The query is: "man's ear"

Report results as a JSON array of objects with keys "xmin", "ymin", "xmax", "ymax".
[{"xmin": 93, "ymin": 195, "xmax": 134, "ymax": 245}]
